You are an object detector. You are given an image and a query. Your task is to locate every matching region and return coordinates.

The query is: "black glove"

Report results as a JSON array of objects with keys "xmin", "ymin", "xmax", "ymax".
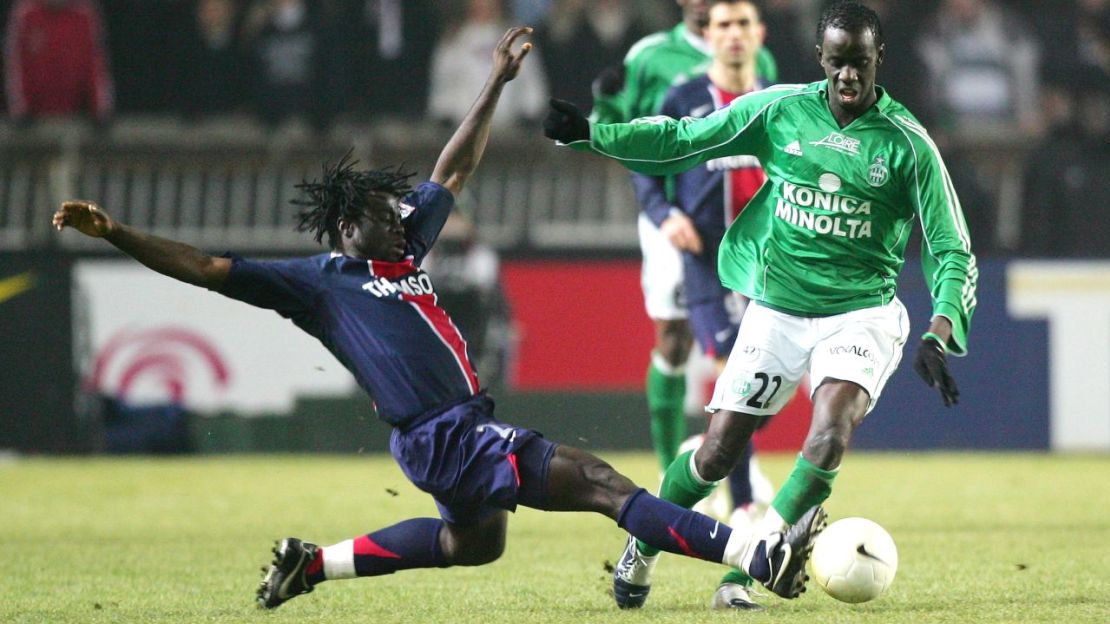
[
  {"xmin": 592, "ymin": 64, "xmax": 625, "ymax": 97},
  {"xmin": 543, "ymin": 98, "xmax": 590, "ymax": 143},
  {"xmin": 913, "ymin": 336, "xmax": 959, "ymax": 407}
]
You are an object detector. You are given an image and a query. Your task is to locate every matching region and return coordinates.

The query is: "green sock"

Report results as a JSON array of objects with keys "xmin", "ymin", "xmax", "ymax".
[
  {"xmin": 770, "ymin": 454, "xmax": 839, "ymax": 524},
  {"xmin": 646, "ymin": 360, "xmax": 686, "ymax": 471},
  {"xmin": 719, "ymin": 567, "xmax": 754, "ymax": 588},
  {"xmin": 637, "ymin": 450, "xmax": 715, "ymax": 556}
]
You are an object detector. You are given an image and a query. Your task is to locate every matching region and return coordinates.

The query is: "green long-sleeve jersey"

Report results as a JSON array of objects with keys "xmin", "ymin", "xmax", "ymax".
[
  {"xmin": 591, "ymin": 23, "xmax": 778, "ymax": 124},
  {"xmin": 576, "ymin": 81, "xmax": 977, "ymax": 355}
]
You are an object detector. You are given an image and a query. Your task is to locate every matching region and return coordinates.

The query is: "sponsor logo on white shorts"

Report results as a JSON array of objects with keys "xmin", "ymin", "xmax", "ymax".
[{"xmin": 828, "ymin": 344, "xmax": 878, "ymax": 365}]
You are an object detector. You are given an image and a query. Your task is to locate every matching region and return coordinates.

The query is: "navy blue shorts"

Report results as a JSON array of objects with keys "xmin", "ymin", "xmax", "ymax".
[
  {"xmin": 390, "ymin": 394, "xmax": 559, "ymax": 526},
  {"xmin": 688, "ymin": 297, "xmax": 740, "ymax": 359}
]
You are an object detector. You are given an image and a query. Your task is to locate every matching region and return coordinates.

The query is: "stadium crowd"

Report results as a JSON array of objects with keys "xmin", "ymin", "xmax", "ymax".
[{"xmin": 1, "ymin": 0, "xmax": 1108, "ymax": 255}]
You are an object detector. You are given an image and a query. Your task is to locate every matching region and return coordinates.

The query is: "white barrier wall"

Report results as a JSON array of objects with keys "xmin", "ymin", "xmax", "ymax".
[
  {"xmin": 1008, "ymin": 261, "xmax": 1110, "ymax": 451},
  {"xmin": 74, "ymin": 260, "xmax": 356, "ymax": 415}
]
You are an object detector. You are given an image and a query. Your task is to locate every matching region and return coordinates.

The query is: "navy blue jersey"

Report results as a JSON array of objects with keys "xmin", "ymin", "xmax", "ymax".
[
  {"xmin": 218, "ymin": 182, "xmax": 480, "ymax": 428},
  {"xmin": 632, "ymin": 74, "xmax": 766, "ymax": 304}
]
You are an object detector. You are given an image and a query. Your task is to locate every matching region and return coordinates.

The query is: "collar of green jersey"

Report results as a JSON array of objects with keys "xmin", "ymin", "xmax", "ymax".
[
  {"xmin": 673, "ymin": 23, "xmax": 711, "ymax": 56},
  {"xmin": 817, "ymin": 82, "xmax": 894, "ymax": 115}
]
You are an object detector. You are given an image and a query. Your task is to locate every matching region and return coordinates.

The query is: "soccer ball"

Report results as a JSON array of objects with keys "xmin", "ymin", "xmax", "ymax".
[{"xmin": 810, "ymin": 517, "xmax": 898, "ymax": 603}]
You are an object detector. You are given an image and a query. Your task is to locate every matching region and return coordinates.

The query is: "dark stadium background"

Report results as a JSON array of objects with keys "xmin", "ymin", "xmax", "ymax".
[{"xmin": 0, "ymin": 0, "xmax": 1105, "ymax": 454}]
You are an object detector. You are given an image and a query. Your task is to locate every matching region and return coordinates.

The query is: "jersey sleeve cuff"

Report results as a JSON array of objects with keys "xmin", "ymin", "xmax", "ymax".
[{"xmin": 931, "ymin": 307, "xmax": 969, "ymax": 357}]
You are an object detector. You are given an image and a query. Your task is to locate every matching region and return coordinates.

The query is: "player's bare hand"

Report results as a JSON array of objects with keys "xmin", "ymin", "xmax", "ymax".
[
  {"xmin": 661, "ymin": 212, "xmax": 703, "ymax": 254},
  {"xmin": 492, "ymin": 26, "xmax": 532, "ymax": 83},
  {"xmin": 52, "ymin": 200, "xmax": 116, "ymax": 238}
]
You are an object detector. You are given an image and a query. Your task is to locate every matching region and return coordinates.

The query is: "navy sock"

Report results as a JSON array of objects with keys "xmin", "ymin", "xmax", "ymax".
[
  {"xmin": 355, "ymin": 518, "xmax": 449, "ymax": 576},
  {"xmin": 617, "ymin": 489, "xmax": 730, "ymax": 562},
  {"xmin": 310, "ymin": 517, "xmax": 449, "ymax": 584}
]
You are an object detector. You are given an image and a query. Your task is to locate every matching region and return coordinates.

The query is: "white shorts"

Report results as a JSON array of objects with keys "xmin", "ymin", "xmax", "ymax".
[
  {"xmin": 707, "ymin": 299, "xmax": 910, "ymax": 417},
  {"xmin": 638, "ymin": 213, "xmax": 686, "ymax": 320}
]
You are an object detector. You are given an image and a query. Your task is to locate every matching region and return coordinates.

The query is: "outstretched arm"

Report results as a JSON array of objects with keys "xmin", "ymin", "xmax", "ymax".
[
  {"xmin": 430, "ymin": 26, "xmax": 532, "ymax": 196},
  {"xmin": 53, "ymin": 200, "xmax": 231, "ymax": 290}
]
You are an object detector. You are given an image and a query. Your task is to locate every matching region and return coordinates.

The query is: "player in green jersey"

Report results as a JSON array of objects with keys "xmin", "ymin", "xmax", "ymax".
[
  {"xmin": 593, "ymin": 0, "xmax": 778, "ymax": 537},
  {"xmin": 545, "ymin": 0, "xmax": 976, "ymax": 609},
  {"xmin": 592, "ymin": 1, "xmax": 777, "ymax": 124}
]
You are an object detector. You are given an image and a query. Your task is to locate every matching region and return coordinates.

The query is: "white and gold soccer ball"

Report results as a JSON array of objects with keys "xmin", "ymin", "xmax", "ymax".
[{"xmin": 810, "ymin": 517, "xmax": 898, "ymax": 603}]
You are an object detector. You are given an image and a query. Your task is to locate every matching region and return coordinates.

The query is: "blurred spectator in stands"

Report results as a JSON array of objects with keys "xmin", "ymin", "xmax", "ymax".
[
  {"xmin": 1029, "ymin": 0, "xmax": 1109, "ymax": 83},
  {"xmin": 1075, "ymin": 0, "xmax": 1110, "ymax": 77},
  {"xmin": 511, "ymin": 0, "xmax": 552, "ymax": 25},
  {"xmin": 241, "ymin": 0, "xmax": 322, "ymax": 128},
  {"xmin": 346, "ymin": 0, "xmax": 439, "ymax": 120},
  {"xmin": 422, "ymin": 212, "xmax": 515, "ymax": 389},
  {"xmin": 916, "ymin": 0, "xmax": 1042, "ymax": 136},
  {"xmin": 758, "ymin": 0, "xmax": 809, "ymax": 84},
  {"xmin": 537, "ymin": 0, "xmax": 647, "ymax": 110},
  {"xmin": 1021, "ymin": 63, "xmax": 1110, "ymax": 256},
  {"xmin": 177, "ymin": 0, "xmax": 244, "ymax": 119},
  {"xmin": 428, "ymin": 0, "xmax": 548, "ymax": 127},
  {"xmin": 865, "ymin": 0, "xmax": 930, "ymax": 119},
  {"xmin": 3, "ymin": 0, "xmax": 114, "ymax": 123}
]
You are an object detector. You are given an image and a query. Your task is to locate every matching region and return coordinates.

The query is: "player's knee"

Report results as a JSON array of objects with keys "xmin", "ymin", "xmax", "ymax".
[
  {"xmin": 582, "ymin": 457, "xmax": 635, "ymax": 494},
  {"xmin": 443, "ymin": 532, "xmax": 505, "ymax": 566},
  {"xmin": 803, "ymin": 418, "xmax": 852, "ymax": 470},
  {"xmin": 655, "ymin": 321, "xmax": 692, "ymax": 365},
  {"xmin": 694, "ymin": 441, "xmax": 737, "ymax": 482},
  {"xmin": 580, "ymin": 456, "xmax": 637, "ymax": 511},
  {"xmin": 440, "ymin": 515, "xmax": 507, "ymax": 566}
]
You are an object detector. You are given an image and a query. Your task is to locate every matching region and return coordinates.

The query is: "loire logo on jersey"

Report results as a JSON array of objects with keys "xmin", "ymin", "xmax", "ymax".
[
  {"xmin": 775, "ymin": 182, "xmax": 873, "ymax": 239},
  {"xmin": 362, "ymin": 272, "xmax": 435, "ymax": 299},
  {"xmin": 810, "ymin": 132, "xmax": 861, "ymax": 156}
]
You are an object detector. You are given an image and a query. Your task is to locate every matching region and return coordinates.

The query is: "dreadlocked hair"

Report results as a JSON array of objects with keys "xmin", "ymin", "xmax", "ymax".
[
  {"xmin": 817, "ymin": 1, "xmax": 883, "ymax": 47},
  {"xmin": 293, "ymin": 151, "xmax": 415, "ymax": 248}
]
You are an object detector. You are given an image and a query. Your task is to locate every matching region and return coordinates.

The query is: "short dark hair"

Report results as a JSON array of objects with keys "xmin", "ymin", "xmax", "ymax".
[
  {"xmin": 816, "ymin": 1, "xmax": 883, "ymax": 47},
  {"xmin": 294, "ymin": 152, "xmax": 414, "ymax": 249},
  {"xmin": 709, "ymin": 0, "xmax": 762, "ymax": 17}
]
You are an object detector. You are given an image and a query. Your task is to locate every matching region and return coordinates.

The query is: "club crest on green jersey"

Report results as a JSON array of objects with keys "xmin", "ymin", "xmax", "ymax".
[{"xmin": 867, "ymin": 156, "xmax": 889, "ymax": 187}]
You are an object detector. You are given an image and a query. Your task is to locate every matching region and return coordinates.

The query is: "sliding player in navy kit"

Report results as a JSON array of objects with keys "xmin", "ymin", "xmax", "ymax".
[{"xmin": 52, "ymin": 27, "xmax": 820, "ymax": 611}]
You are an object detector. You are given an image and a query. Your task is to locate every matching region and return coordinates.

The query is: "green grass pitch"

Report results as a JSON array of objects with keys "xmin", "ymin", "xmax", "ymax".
[{"xmin": 3, "ymin": 452, "xmax": 1108, "ymax": 623}]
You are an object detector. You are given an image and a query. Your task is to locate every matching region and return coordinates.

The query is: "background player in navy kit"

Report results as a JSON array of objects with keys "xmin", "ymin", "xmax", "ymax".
[
  {"xmin": 614, "ymin": 0, "xmax": 774, "ymax": 611},
  {"xmin": 52, "ymin": 26, "xmax": 818, "ymax": 610}
]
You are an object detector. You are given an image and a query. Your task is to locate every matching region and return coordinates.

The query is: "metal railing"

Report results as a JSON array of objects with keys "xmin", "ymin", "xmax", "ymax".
[
  {"xmin": 0, "ymin": 118, "xmax": 642, "ymax": 254},
  {"xmin": 0, "ymin": 117, "xmax": 1042, "ymax": 255}
]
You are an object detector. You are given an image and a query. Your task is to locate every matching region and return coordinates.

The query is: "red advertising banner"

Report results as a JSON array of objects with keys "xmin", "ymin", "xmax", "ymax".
[
  {"xmin": 500, "ymin": 259, "xmax": 811, "ymax": 451},
  {"xmin": 501, "ymin": 259, "xmax": 653, "ymax": 391}
]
